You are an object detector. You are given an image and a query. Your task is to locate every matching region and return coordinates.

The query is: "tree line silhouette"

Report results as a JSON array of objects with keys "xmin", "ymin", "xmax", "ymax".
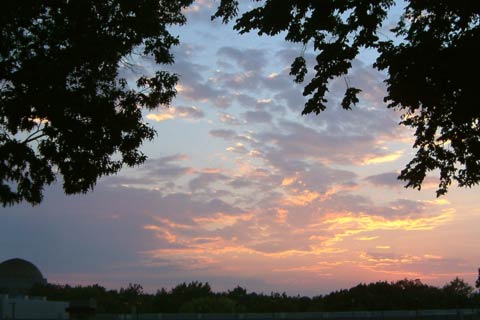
[{"xmin": 19, "ymin": 277, "xmax": 480, "ymax": 313}]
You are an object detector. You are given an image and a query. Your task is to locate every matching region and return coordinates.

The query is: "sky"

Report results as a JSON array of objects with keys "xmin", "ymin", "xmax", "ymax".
[{"xmin": 1, "ymin": 1, "xmax": 479, "ymax": 296}]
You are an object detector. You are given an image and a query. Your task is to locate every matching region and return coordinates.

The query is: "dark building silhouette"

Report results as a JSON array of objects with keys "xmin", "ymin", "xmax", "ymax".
[
  {"xmin": 0, "ymin": 258, "xmax": 47, "ymax": 294},
  {"xmin": 67, "ymin": 300, "xmax": 97, "ymax": 320},
  {"xmin": 0, "ymin": 258, "xmax": 68, "ymax": 319}
]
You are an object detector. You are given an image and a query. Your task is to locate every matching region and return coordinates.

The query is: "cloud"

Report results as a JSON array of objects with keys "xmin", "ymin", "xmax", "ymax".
[
  {"xmin": 209, "ymin": 129, "xmax": 237, "ymax": 140},
  {"xmin": 234, "ymin": 94, "xmax": 258, "ymax": 107},
  {"xmin": 227, "ymin": 178, "xmax": 255, "ymax": 189},
  {"xmin": 386, "ymin": 199, "xmax": 428, "ymax": 218},
  {"xmin": 139, "ymin": 154, "xmax": 193, "ymax": 179},
  {"xmin": 164, "ymin": 44, "xmax": 230, "ymax": 108},
  {"xmin": 226, "ymin": 143, "xmax": 249, "ymax": 154},
  {"xmin": 146, "ymin": 106, "xmax": 204, "ymax": 122},
  {"xmin": 321, "ymin": 209, "xmax": 454, "ymax": 235},
  {"xmin": 362, "ymin": 151, "xmax": 403, "ymax": 165},
  {"xmin": 188, "ymin": 171, "xmax": 230, "ymax": 191},
  {"xmin": 244, "ymin": 110, "xmax": 273, "ymax": 124},
  {"xmin": 364, "ymin": 171, "xmax": 403, "ymax": 187},
  {"xmin": 219, "ymin": 112, "xmax": 243, "ymax": 125},
  {"xmin": 217, "ymin": 47, "xmax": 268, "ymax": 72},
  {"xmin": 214, "ymin": 70, "xmax": 264, "ymax": 91},
  {"xmin": 356, "ymin": 236, "xmax": 379, "ymax": 241},
  {"xmin": 193, "ymin": 212, "xmax": 254, "ymax": 231},
  {"xmin": 258, "ymin": 120, "xmax": 382, "ymax": 166},
  {"xmin": 358, "ymin": 252, "xmax": 475, "ymax": 281}
]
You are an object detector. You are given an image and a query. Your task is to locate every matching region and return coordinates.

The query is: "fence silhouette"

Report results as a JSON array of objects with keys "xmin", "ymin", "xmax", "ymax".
[{"xmin": 97, "ymin": 309, "xmax": 480, "ymax": 320}]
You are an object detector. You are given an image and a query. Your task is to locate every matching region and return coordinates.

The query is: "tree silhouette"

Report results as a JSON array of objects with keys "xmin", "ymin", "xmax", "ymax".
[
  {"xmin": 28, "ymin": 277, "xmax": 480, "ymax": 313},
  {"xmin": 0, "ymin": 0, "xmax": 193, "ymax": 205},
  {"xmin": 214, "ymin": 0, "xmax": 480, "ymax": 196},
  {"xmin": 476, "ymin": 268, "xmax": 480, "ymax": 289},
  {"xmin": 179, "ymin": 296, "xmax": 237, "ymax": 313},
  {"xmin": 442, "ymin": 277, "xmax": 474, "ymax": 308},
  {"xmin": 169, "ymin": 281, "xmax": 213, "ymax": 312}
]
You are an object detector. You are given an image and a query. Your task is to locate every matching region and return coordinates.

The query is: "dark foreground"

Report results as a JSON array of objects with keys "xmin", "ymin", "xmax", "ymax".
[{"xmin": 97, "ymin": 309, "xmax": 480, "ymax": 320}]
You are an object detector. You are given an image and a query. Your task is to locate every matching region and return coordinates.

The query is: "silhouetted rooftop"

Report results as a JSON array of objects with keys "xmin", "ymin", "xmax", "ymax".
[{"xmin": 0, "ymin": 258, "xmax": 46, "ymax": 292}]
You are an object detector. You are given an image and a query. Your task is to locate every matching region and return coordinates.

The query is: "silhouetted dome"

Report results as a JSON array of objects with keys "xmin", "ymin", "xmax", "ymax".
[{"xmin": 0, "ymin": 258, "xmax": 47, "ymax": 293}]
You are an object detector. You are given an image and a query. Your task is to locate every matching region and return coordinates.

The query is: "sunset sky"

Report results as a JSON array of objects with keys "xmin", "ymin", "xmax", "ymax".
[{"xmin": 1, "ymin": 1, "xmax": 479, "ymax": 296}]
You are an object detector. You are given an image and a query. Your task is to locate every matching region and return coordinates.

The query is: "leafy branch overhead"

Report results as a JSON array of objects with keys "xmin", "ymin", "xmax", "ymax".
[
  {"xmin": 214, "ymin": 0, "xmax": 480, "ymax": 196},
  {"xmin": 0, "ymin": 0, "xmax": 194, "ymax": 205}
]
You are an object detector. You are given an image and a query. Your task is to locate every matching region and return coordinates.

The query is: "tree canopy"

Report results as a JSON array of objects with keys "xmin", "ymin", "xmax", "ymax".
[
  {"xmin": 25, "ymin": 278, "xmax": 480, "ymax": 313},
  {"xmin": 213, "ymin": 0, "xmax": 480, "ymax": 197},
  {"xmin": 1, "ymin": 0, "xmax": 479, "ymax": 205},
  {"xmin": 0, "ymin": 0, "xmax": 193, "ymax": 205}
]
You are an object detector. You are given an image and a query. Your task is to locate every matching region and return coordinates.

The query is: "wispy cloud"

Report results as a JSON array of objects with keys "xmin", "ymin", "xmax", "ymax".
[{"xmin": 146, "ymin": 106, "xmax": 204, "ymax": 122}]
